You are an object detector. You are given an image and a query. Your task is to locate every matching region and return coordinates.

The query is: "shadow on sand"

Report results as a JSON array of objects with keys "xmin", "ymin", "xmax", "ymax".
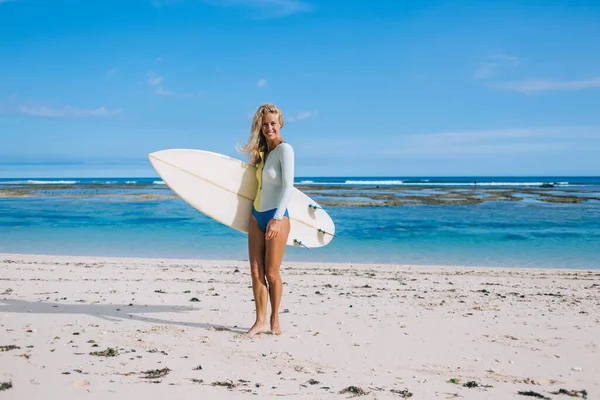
[{"xmin": 0, "ymin": 298, "xmax": 248, "ymax": 333}]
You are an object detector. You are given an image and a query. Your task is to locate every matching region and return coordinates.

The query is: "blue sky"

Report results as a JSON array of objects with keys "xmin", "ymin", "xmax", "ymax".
[{"xmin": 1, "ymin": 0, "xmax": 599, "ymax": 177}]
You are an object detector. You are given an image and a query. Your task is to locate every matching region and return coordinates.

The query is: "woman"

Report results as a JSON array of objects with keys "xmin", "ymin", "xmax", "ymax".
[{"xmin": 239, "ymin": 103, "xmax": 294, "ymax": 337}]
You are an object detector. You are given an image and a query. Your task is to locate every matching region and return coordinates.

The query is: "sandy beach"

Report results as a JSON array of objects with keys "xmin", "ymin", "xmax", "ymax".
[{"xmin": 0, "ymin": 253, "xmax": 598, "ymax": 399}]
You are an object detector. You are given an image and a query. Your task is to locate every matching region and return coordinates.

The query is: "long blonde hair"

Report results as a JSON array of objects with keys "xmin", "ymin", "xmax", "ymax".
[{"xmin": 238, "ymin": 103, "xmax": 285, "ymax": 165}]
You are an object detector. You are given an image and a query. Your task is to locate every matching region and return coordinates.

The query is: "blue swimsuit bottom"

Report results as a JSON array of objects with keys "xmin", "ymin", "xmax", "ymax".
[{"xmin": 252, "ymin": 205, "xmax": 289, "ymax": 232}]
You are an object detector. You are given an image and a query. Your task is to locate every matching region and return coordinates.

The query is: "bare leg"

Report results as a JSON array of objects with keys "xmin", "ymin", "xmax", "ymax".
[
  {"xmin": 265, "ymin": 216, "xmax": 290, "ymax": 335},
  {"xmin": 247, "ymin": 216, "xmax": 269, "ymax": 337}
]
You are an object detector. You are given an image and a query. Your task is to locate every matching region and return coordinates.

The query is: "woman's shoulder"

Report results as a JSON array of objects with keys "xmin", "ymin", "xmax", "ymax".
[
  {"xmin": 278, "ymin": 143, "xmax": 294, "ymax": 160},
  {"xmin": 279, "ymin": 142, "xmax": 294, "ymax": 153}
]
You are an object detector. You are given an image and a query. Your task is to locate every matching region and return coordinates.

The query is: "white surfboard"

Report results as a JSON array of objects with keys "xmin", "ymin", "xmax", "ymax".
[{"xmin": 148, "ymin": 149, "xmax": 335, "ymax": 248}]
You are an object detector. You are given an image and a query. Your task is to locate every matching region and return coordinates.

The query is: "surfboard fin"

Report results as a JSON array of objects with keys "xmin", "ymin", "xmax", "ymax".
[
  {"xmin": 293, "ymin": 239, "xmax": 311, "ymax": 249},
  {"xmin": 317, "ymin": 228, "xmax": 337, "ymax": 238}
]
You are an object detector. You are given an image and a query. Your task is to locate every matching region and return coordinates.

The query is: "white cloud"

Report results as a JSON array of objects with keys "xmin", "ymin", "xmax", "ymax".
[
  {"xmin": 380, "ymin": 126, "xmax": 600, "ymax": 157},
  {"xmin": 488, "ymin": 77, "xmax": 600, "ymax": 94},
  {"xmin": 202, "ymin": 0, "xmax": 312, "ymax": 18},
  {"xmin": 287, "ymin": 110, "xmax": 317, "ymax": 122},
  {"xmin": 19, "ymin": 106, "xmax": 122, "ymax": 118},
  {"xmin": 474, "ymin": 64, "xmax": 497, "ymax": 80},
  {"xmin": 475, "ymin": 53, "xmax": 520, "ymax": 80},
  {"xmin": 256, "ymin": 79, "xmax": 267, "ymax": 88},
  {"xmin": 152, "ymin": 0, "xmax": 312, "ymax": 17},
  {"xmin": 295, "ymin": 126, "xmax": 600, "ymax": 176},
  {"xmin": 155, "ymin": 87, "xmax": 173, "ymax": 96},
  {"xmin": 145, "ymin": 72, "xmax": 200, "ymax": 98},
  {"xmin": 476, "ymin": 53, "xmax": 600, "ymax": 94},
  {"xmin": 152, "ymin": 0, "xmax": 182, "ymax": 7},
  {"xmin": 303, "ymin": 126, "xmax": 599, "ymax": 160},
  {"xmin": 154, "ymin": 86, "xmax": 203, "ymax": 99},
  {"xmin": 146, "ymin": 72, "xmax": 164, "ymax": 86}
]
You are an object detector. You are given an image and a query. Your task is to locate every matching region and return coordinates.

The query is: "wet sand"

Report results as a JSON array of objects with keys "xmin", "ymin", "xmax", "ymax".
[{"xmin": 0, "ymin": 253, "xmax": 598, "ymax": 399}]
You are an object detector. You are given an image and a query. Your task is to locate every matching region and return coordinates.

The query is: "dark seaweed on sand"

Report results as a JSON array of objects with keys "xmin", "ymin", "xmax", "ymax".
[
  {"xmin": 90, "ymin": 347, "xmax": 119, "ymax": 357},
  {"xmin": 211, "ymin": 380, "xmax": 236, "ymax": 389},
  {"xmin": 0, "ymin": 381, "xmax": 12, "ymax": 391},
  {"xmin": 390, "ymin": 388, "xmax": 413, "ymax": 398},
  {"xmin": 339, "ymin": 386, "xmax": 368, "ymax": 396},
  {"xmin": 550, "ymin": 389, "xmax": 588, "ymax": 399},
  {"xmin": 518, "ymin": 391, "xmax": 551, "ymax": 400},
  {"xmin": 141, "ymin": 367, "xmax": 170, "ymax": 379},
  {"xmin": 463, "ymin": 381, "xmax": 493, "ymax": 388},
  {"xmin": 0, "ymin": 345, "xmax": 20, "ymax": 352}
]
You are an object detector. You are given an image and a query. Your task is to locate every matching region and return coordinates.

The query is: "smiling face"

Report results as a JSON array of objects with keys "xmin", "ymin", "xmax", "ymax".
[{"xmin": 261, "ymin": 112, "xmax": 282, "ymax": 143}]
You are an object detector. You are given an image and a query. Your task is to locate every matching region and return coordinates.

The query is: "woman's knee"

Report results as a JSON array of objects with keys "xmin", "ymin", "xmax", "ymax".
[
  {"xmin": 265, "ymin": 269, "xmax": 281, "ymax": 286},
  {"xmin": 250, "ymin": 262, "xmax": 266, "ymax": 282}
]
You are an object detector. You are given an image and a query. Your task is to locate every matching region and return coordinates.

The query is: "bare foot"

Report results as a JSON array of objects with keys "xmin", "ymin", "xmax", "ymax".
[
  {"xmin": 246, "ymin": 321, "xmax": 269, "ymax": 337},
  {"xmin": 270, "ymin": 315, "xmax": 283, "ymax": 335}
]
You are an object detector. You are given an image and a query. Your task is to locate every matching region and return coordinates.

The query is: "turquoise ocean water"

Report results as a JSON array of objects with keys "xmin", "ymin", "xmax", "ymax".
[{"xmin": 1, "ymin": 176, "xmax": 599, "ymax": 269}]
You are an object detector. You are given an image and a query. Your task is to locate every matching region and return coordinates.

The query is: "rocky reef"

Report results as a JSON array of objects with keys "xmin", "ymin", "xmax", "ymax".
[{"xmin": 1, "ymin": 182, "xmax": 598, "ymax": 206}]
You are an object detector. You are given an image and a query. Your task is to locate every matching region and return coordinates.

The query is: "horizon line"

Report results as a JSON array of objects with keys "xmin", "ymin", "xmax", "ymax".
[{"xmin": 1, "ymin": 175, "xmax": 599, "ymax": 179}]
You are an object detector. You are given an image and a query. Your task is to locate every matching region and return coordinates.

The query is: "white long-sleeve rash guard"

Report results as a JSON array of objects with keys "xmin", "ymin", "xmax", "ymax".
[{"xmin": 253, "ymin": 142, "xmax": 295, "ymax": 220}]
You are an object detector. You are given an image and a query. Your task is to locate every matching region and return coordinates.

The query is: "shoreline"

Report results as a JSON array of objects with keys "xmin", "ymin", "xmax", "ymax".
[
  {"xmin": 1, "ymin": 253, "xmax": 598, "ymax": 399},
  {"xmin": 2, "ymin": 252, "xmax": 599, "ymax": 272}
]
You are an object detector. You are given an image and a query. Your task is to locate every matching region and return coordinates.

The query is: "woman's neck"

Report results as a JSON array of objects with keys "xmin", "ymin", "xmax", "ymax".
[{"xmin": 266, "ymin": 139, "xmax": 284, "ymax": 152}]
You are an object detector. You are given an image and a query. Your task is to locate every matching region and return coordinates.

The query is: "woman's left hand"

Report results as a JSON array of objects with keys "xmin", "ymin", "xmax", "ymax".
[{"xmin": 265, "ymin": 219, "xmax": 282, "ymax": 240}]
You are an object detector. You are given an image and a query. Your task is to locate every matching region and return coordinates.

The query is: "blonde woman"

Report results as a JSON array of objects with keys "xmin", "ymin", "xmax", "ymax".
[{"xmin": 239, "ymin": 103, "xmax": 294, "ymax": 337}]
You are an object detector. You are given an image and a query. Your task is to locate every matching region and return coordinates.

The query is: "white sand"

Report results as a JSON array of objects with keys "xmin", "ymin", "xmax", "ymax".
[{"xmin": 0, "ymin": 253, "xmax": 598, "ymax": 399}]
